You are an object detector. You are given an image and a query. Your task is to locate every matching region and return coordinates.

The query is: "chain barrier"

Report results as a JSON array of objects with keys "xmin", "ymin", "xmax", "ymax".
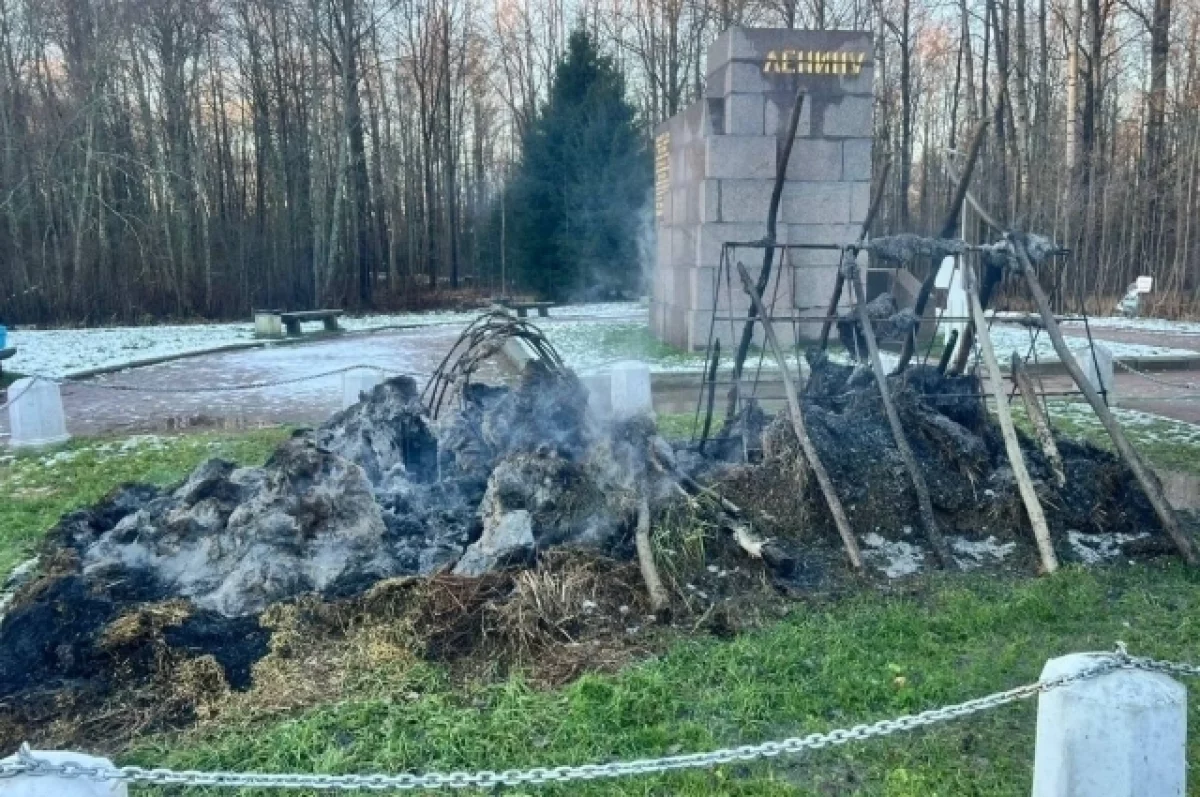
[
  {"xmin": 73, "ymin": 365, "xmax": 419, "ymax": 394},
  {"xmin": 1, "ymin": 648, "xmax": 1194, "ymax": 791},
  {"xmin": 0, "ymin": 375, "xmax": 44, "ymax": 413},
  {"xmin": 1114, "ymin": 359, "xmax": 1200, "ymax": 391},
  {"xmin": 0, "ymin": 365, "xmax": 420, "ymax": 399}
]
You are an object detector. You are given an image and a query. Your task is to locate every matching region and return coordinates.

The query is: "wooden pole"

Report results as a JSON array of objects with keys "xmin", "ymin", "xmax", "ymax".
[
  {"xmin": 635, "ymin": 495, "xmax": 669, "ymax": 613},
  {"xmin": 724, "ymin": 91, "xmax": 806, "ymax": 427},
  {"xmin": 893, "ymin": 121, "xmax": 988, "ymax": 373},
  {"xmin": 964, "ymin": 259, "xmax": 1059, "ymax": 573},
  {"xmin": 698, "ymin": 339, "xmax": 720, "ymax": 453},
  {"xmin": 843, "ymin": 260, "xmax": 957, "ymax": 569},
  {"xmin": 817, "ymin": 160, "xmax": 891, "ymax": 351},
  {"xmin": 736, "ymin": 262, "xmax": 864, "ymax": 571},
  {"xmin": 1012, "ymin": 236, "xmax": 1199, "ymax": 566},
  {"xmin": 1011, "ymin": 351, "xmax": 1066, "ymax": 487},
  {"xmin": 936, "ymin": 329, "xmax": 959, "ymax": 373}
]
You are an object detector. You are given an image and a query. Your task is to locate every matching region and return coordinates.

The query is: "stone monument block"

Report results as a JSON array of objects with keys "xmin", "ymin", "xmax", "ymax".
[
  {"xmin": 726, "ymin": 94, "xmax": 766, "ymax": 136},
  {"xmin": 652, "ymin": 27, "xmax": 874, "ymax": 350},
  {"xmin": 704, "ymin": 135, "xmax": 777, "ymax": 179},
  {"xmin": 843, "ymin": 138, "xmax": 873, "ymax": 180},
  {"xmin": 780, "ymin": 182, "xmax": 851, "ymax": 225},
  {"xmin": 785, "ymin": 139, "xmax": 844, "ymax": 181}
]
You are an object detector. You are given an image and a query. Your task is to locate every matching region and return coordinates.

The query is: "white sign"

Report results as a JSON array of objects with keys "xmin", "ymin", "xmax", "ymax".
[{"xmin": 1136, "ymin": 276, "xmax": 1154, "ymax": 293}]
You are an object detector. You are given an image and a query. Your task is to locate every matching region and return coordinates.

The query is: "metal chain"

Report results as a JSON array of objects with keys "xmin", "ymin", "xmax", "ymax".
[
  {"xmin": 77, "ymin": 365, "xmax": 417, "ymax": 394},
  {"xmin": 3, "ymin": 650, "xmax": 1192, "ymax": 791},
  {"xmin": 2, "ymin": 366, "xmax": 419, "ymax": 397},
  {"xmin": 0, "ymin": 375, "xmax": 44, "ymax": 413},
  {"xmin": 1114, "ymin": 359, "xmax": 1200, "ymax": 391}
]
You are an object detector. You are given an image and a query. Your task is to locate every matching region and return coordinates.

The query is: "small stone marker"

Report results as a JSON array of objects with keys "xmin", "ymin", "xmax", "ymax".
[
  {"xmin": 1032, "ymin": 652, "xmax": 1186, "ymax": 796},
  {"xmin": 0, "ymin": 750, "xmax": 127, "ymax": 796},
  {"xmin": 254, "ymin": 311, "xmax": 283, "ymax": 338},
  {"xmin": 609, "ymin": 361, "xmax": 654, "ymax": 420},
  {"xmin": 7, "ymin": 378, "xmax": 70, "ymax": 449},
  {"xmin": 342, "ymin": 369, "xmax": 383, "ymax": 409},
  {"xmin": 580, "ymin": 372, "xmax": 614, "ymax": 420},
  {"xmin": 1073, "ymin": 343, "xmax": 1115, "ymax": 406}
]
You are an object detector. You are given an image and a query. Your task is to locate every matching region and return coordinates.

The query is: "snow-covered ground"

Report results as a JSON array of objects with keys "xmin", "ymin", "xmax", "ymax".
[
  {"xmin": 540, "ymin": 317, "xmax": 1190, "ymax": 375},
  {"xmin": 1060, "ymin": 316, "xmax": 1200, "ymax": 336},
  {"xmin": 6, "ymin": 302, "xmax": 644, "ymax": 379},
  {"xmin": 987, "ymin": 323, "xmax": 1197, "ymax": 362},
  {"xmin": 6, "ymin": 299, "xmax": 1195, "ymax": 380},
  {"xmin": 1047, "ymin": 401, "xmax": 1200, "ymax": 444}
]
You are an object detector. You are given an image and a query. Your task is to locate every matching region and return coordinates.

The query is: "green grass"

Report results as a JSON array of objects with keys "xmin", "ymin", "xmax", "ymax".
[
  {"xmin": 0, "ymin": 427, "xmax": 289, "ymax": 577},
  {"xmin": 126, "ymin": 564, "xmax": 1200, "ymax": 796}
]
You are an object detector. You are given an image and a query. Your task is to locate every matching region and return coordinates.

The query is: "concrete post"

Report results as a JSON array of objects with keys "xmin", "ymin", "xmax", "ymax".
[
  {"xmin": 0, "ymin": 750, "xmax": 127, "ymax": 796},
  {"xmin": 1073, "ymin": 343, "xmax": 1116, "ymax": 407},
  {"xmin": 341, "ymin": 369, "xmax": 383, "ymax": 409},
  {"xmin": 609, "ymin": 361, "xmax": 654, "ymax": 420},
  {"xmin": 1032, "ymin": 653, "xmax": 1186, "ymax": 797}
]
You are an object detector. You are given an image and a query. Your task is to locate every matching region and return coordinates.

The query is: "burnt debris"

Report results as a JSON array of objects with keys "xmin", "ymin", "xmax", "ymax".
[{"xmin": 0, "ymin": 328, "xmax": 1172, "ymax": 729}]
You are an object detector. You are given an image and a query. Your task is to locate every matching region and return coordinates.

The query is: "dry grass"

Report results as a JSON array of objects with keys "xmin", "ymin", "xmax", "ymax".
[{"xmin": 99, "ymin": 600, "xmax": 191, "ymax": 649}]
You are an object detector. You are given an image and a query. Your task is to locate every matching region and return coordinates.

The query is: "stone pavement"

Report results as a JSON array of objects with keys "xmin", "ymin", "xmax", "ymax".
[
  {"xmin": 2, "ymin": 312, "xmax": 1198, "ymax": 440},
  {"xmin": 0, "ymin": 325, "xmax": 510, "ymax": 438},
  {"xmin": 1062, "ymin": 324, "xmax": 1200, "ymax": 356}
]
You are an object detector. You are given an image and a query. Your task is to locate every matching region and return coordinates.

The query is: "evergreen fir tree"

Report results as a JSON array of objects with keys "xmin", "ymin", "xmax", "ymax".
[{"xmin": 508, "ymin": 30, "xmax": 650, "ymax": 301}]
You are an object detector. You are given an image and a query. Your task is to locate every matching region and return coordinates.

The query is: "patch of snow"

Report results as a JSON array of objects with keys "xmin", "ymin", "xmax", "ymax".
[
  {"xmin": 861, "ymin": 532, "xmax": 925, "ymax": 578},
  {"xmin": 6, "ymin": 302, "xmax": 645, "ymax": 379},
  {"xmin": 951, "ymin": 535, "xmax": 1017, "ymax": 569},
  {"xmin": 0, "ymin": 556, "xmax": 40, "ymax": 619},
  {"xmin": 1060, "ymin": 316, "xmax": 1200, "ymax": 336},
  {"xmin": 1066, "ymin": 530, "xmax": 1150, "ymax": 564},
  {"xmin": 42, "ymin": 449, "xmax": 81, "ymax": 466},
  {"xmin": 985, "ymin": 324, "xmax": 1196, "ymax": 362}
]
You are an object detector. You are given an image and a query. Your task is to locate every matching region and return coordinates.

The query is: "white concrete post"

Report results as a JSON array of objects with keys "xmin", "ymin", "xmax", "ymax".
[
  {"xmin": 580, "ymin": 372, "xmax": 613, "ymax": 421},
  {"xmin": 609, "ymin": 361, "xmax": 654, "ymax": 420},
  {"xmin": 0, "ymin": 750, "xmax": 127, "ymax": 796},
  {"xmin": 8, "ymin": 378, "xmax": 70, "ymax": 449},
  {"xmin": 341, "ymin": 368, "xmax": 383, "ymax": 409},
  {"xmin": 1073, "ymin": 343, "xmax": 1116, "ymax": 407},
  {"xmin": 1032, "ymin": 653, "xmax": 1186, "ymax": 797}
]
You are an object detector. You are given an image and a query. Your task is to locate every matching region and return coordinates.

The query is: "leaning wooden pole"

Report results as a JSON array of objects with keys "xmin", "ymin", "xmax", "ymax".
[
  {"xmin": 1012, "ymin": 236, "xmax": 1200, "ymax": 566},
  {"xmin": 964, "ymin": 260, "xmax": 1059, "ymax": 573},
  {"xmin": 736, "ymin": 262, "xmax": 864, "ymax": 571},
  {"xmin": 1011, "ymin": 351, "xmax": 1066, "ymax": 488},
  {"xmin": 635, "ymin": 495, "xmax": 670, "ymax": 613},
  {"xmin": 817, "ymin": 160, "xmax": 891, "ymax": 352},
  {"xmin": 843, "ymin": 260, "xmax": 956, "ymax": 569},
  {"xmin": 893, "ymin": 121, "xmax": 988, "ymax": 373},
  {"xmin": 723, "ymin": 91, "xmax": 806, "ymax": 427}
]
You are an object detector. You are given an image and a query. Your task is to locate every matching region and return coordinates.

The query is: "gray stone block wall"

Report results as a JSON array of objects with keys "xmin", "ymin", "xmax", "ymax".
[{"xmin": 653, "ymin": 26, "xmax": 873, "ymax": 350}]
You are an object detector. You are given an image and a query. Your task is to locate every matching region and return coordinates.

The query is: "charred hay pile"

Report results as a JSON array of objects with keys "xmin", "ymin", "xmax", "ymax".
[
  {"xmin": 713, "ymin": 354, "xmax": 1162, "ymax": 559},
  {"xmin": 0, "ymin": 340, "xmax": 1169, "ymax": 746}
]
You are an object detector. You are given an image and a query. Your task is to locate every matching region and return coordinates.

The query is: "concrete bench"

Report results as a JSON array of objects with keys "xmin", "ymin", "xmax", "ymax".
[
  {"xmin": 502, "ymin": 301, "xmax": 555, "ymax": 318},
  {"xmin": 255, "ymin": 309, "xmax": 343, "ymax": 338},
  {"xmin": 0, "ymin": 346, "xmax": 14, "ymax": 378}
]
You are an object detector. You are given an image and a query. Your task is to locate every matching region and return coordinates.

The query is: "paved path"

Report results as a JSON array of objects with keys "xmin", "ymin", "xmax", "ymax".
[
  {"xmin": 3, "ymin": 311, "xmax": 1199, "ymax": 439},
  {"xmin": 1, "ymin": 325, "xmax": 511, "ymax": 437},
  {"xmin": 1061, "ymin": 324, "xmax": 1200, "ymax": 355}
]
